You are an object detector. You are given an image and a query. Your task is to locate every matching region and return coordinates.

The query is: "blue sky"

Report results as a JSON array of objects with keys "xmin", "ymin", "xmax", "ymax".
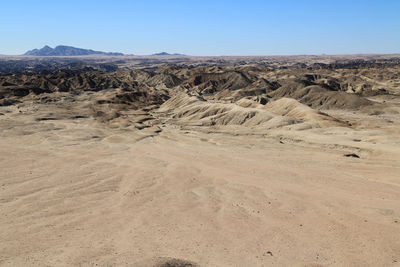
[{"xmin": 1, "ymin": 0, "xmax": 399, "ymax": 55}]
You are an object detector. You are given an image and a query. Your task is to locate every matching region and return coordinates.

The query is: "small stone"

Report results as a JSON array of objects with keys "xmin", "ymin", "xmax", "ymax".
[{"xmin": 344, "ymin": 153, "xmax": 360, "ymax": 158}]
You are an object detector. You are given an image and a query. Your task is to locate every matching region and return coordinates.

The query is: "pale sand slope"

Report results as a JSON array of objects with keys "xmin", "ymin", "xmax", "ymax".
[
  {"xmin": 1, "ymin": 112, "xmax": 400, "ymax": 267},
  {"xmin": 0, "ymin": 91, "xmax": 400, "ymax": 267}
]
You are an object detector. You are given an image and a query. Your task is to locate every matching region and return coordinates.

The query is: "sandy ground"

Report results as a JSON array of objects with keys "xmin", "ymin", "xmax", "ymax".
[{"xmin": 1, "ymin": 100, "xmax": 400, "ymax": 266}]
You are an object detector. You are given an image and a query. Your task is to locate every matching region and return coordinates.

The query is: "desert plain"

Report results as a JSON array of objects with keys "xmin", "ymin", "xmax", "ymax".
[{"xmin": 0, "ymin": 55, "xmax": 400, "ymax": 266}]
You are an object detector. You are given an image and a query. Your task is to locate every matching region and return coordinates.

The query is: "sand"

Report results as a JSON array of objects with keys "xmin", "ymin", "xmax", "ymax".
[
  {"xmin": 1, "ymin": 58, "xmax": 400, "ymax": 266},
  {"xmin": 1, "ymin": 99, "xmax": 399, "ymax": 266}
]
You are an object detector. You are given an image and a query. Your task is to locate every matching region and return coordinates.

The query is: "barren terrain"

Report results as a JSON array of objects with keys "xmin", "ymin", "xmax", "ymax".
[{"xmin": 0, "ymin": 56, "xmax": 400, "ymax": 266}]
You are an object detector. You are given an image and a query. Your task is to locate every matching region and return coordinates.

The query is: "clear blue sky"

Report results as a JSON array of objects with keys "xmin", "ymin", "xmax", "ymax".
[{"xmin": 1, "ymin": 0, "xmax": 399, "ymax": 55}]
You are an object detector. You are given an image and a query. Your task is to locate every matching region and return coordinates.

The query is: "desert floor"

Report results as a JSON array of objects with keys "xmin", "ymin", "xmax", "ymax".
[{"xmin": 1, "ymin": 97, "xmax": 399, "ymax": 266}]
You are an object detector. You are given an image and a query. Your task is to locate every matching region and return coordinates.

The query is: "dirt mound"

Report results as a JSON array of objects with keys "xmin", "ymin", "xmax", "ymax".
[
  {"xmin": 186, "ymin": 71, "xmax": 252, "ymax": 94},
  {"xmin": 0, "ymin": 72, "xmax": 130, "ymax": 95},
  {"xmin": 264, "ymin": 98, "xmax": 347, "ymax": 127},
  {"xmin": 0, "ymin": 64, "xmax": 394, "ymax": 125},
  {"xmin": 221, "ymin": 78, "xmax": 279, "ymax": 101},
  {"xmin": 269, "ymin": 82, "xmax": 373, "ymax": 109},
  {"xmin": 147, "ymin": 73, "xmax": 182, "ymax": 89},
  {"xmin": 159, "ymin": 93, "xmax": 296, "ymax": 128}
]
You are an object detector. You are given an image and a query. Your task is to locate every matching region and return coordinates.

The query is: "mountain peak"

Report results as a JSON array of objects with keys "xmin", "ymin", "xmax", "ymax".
[
  {"xmin": 152, "ymin": 52, "xmax": 186, "ymax": 56},
  {"xmin": 24, "ymin": 45, "xmax": 124, "ymax": 56}
]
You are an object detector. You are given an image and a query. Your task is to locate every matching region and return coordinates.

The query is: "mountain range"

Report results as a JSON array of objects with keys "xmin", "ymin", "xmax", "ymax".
[
  {"xmin": 22, "ymin": 46, "xmax": 186, "ymax": 57},
  {"xmin": 152, "ymin": 52, "xmax": 186, "ymax": 56},
  {"xmin": 24, "ymin": 45, "xmax": 124, "ymax": 56}
]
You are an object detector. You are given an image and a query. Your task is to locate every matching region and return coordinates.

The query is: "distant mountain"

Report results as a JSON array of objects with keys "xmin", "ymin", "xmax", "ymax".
[
  {"xmin": 152, "ymin": 52, "xmax": 186, "ymax": 56},
  {"xmin": 24, "ymin": 45, "xmax": 124, "ymax": 56}
]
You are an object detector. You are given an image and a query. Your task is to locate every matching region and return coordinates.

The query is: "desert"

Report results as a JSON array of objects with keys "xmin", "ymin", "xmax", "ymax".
[{"xmin": 0, "ymin": 54, "xmax": 399, "ymax": 266}]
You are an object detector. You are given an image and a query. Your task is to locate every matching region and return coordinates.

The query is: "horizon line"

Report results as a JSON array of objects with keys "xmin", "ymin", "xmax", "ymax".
[{"xmin": 1, "ymin": 53, "xmax": 400, "ymax": 57}]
